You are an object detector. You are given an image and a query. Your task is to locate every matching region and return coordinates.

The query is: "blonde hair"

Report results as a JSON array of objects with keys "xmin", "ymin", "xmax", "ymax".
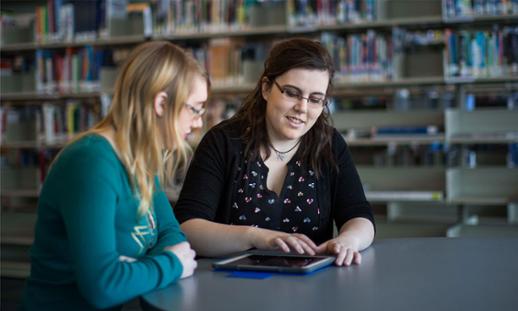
[{"xmin": 72, "ymin": 41, "xmax": 208, "ymax": 215}]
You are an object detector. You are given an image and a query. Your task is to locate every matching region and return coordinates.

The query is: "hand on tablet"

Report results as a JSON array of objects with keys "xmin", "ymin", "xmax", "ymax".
[
  {"xmin": 165, "ymin": 242, "xmax": 198, "ymax": 278},
  {"xmin": 249, "ymin": 227, "xmax": 318, "ymax": 255},
  {"xmin": 316, "ymin": 236, "xmax": 361, "ymax": 266}
]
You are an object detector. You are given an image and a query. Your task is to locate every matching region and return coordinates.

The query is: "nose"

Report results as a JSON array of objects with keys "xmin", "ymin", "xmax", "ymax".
[
  {"xmin": 293, "ymin": 97, "xmax": 309, "ymax": 113},
  {"xmin": 191, "ymin": 115, "xmax": 203, "ymax": 129}
]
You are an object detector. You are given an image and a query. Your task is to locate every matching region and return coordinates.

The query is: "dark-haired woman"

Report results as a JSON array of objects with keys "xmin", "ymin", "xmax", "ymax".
[{"xmin": 175, "ymin": 38, "xmax": 374, "ymax": 266}]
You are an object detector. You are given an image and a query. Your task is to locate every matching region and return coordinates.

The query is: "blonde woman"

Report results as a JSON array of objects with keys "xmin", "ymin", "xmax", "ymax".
[{"xmin": 22, "ymin": 41, "xmax": 209, "ymax": 310}]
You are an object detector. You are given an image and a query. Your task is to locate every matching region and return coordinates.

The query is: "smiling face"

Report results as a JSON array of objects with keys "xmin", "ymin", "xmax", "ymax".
[{"xmin": 262, "ymin": 68, "xmax": 329, "ymax": 146}]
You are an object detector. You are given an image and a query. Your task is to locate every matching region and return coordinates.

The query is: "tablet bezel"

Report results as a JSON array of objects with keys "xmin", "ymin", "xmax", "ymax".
[{"xmin": 212, "ymin": 250, "xmax": 335, "ymax": 274}]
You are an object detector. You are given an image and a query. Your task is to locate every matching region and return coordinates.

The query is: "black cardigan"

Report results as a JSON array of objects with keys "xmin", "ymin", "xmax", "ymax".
[{"xmin": 174, "ymin": 119, "xmax": 375, "ymax": 244}]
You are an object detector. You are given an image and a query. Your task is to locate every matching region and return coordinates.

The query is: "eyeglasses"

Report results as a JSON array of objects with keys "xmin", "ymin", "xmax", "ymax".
[
  {"xmin": 273, "ymin": 80, "xmax": 327, "ymax": 107},
  {"xmin": 185, "ymin": 103, "xmax": 206, "ymax": 117}
]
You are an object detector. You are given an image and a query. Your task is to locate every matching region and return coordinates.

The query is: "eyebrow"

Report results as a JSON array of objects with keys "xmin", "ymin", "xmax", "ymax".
[
  {"xmin": 282, "ymin": 83, "xmax": 326, "ymax": 97},
  {"xmin": 191, "ymin": 100, "xmax": 207, "ymax": 106}
]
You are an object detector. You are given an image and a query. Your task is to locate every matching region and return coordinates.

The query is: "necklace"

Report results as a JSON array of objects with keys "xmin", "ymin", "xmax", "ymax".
[{"xmin": 269, "ymin": 140, "xmax": 301, "ymax": 161}]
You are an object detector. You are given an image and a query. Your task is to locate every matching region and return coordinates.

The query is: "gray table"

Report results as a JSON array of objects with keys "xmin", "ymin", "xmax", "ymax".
[{"xmin": 142, "ymin": 238, "xmax": 518, "ymax": 311}]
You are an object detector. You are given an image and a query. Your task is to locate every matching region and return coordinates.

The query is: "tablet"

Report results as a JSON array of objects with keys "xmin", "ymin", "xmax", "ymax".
[{"xmin": 212, "ymin": 251, "xmax": 335, "ymax": 274}]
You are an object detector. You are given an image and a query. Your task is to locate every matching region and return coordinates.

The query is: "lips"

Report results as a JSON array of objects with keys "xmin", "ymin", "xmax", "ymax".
[{"xmin": 286, "ymin": 116, "xmax": 305, "ymax": 124}]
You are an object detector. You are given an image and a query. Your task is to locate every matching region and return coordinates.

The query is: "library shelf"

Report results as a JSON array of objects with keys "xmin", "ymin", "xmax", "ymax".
[
  {"xmin": 1, "ymin": 212, "xmax": 35, "ymax": 277},
  {"xmin": 0, "ymin": 91, "xmax": 105, "ymax": 102},
  {"xmin": 366, "ymin": 190, "xmax": 444, "ymax": 202},
  {"xmin": 1, "ymin": 34, "xmax": 149, "ymax": 52},
  {"xmin": 374, "ymin": 216, "xmax": 452, "ymax": 239},
  {"xmin": 0, "ymin": 261, "xmax": 31, "ymax": 278},
  {"xmin": 445, "ymin": 108, "xmax": 518, "ymax": 140},
  {"xmin": 157, "ymin": 25, "xmax": 289, "ymax": 41},
  {"xmin": 383, "ymin": 201, "xmax": 460, "ymax": 223},
  {"xmin": 333, "ymin": 110, "xmax": 444, "ymax": 132},
  {"xmin": 333, "ymin": 76, "xmax": 518, "ymax": 92},
  {"xmin": 346, "ymin": 135, "xmax": 446, "ymax": 146},
  {"xmin": 445, "ymin": 76, "xmax": 518, "ymax": 85},
  {"xmin": 443, "ymin": 14, "xmax": 518, "ymax": 24},
  {"xmin": 357, "ymin": 166, "xmax": 445, "ymax": 196},
  {"xmin": 1, "ymin": 42, "xmax": 38, "ymax": 52},
  {"xmin": 2, "ymin": 84, "xmax": 257, "ymax": 99},
  {"xmin": 319, "ymin": 15, "xmax": 444, "ymax": 31},
  {"xmin": 446, "ymin": 196, "xmax": 517, "ymax": 206},
  {"xmin": 2, "ymin": 14, "xmax": 517, "ymax": 52},
  {"xmin": 447, "ymin": 135, "xmax": 518, "ymax": 144},
  {"xmin": 335, "ymin": 76, "xmax": 446, "ymax": 88},
  {"xmin": 446, "ymin": 223, "xmax": 518, "ymax": 238},
  {"xmin": 92, "ymin": 34, "xmax": 149, "ymax": 46},
  {"xmin": 0, "ymin": 140, "xmax": 66, "ymax": 149},
  {"xmin": 1, "ymin": 212, "xmax": 36, "ymax": 246},
  {"xmin": 0, "ymin": 190, "xmax": 40, "ymax": 198},
  {"xmin": 446, "ymin": 167, "xmax": 518, "ymax": 205},
  {"xmin": 0, "ymin": 20, "xmax": 441, "ymax": 51}
]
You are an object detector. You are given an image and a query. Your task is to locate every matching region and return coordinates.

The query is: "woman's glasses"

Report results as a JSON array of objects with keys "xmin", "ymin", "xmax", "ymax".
[
  {"xmin": 185, "ymin": 103, "xmax": 206, "ymax": 117},
  {"xmin": 273, "ymin": 80, "xmax": 327, "ymax": 107}
]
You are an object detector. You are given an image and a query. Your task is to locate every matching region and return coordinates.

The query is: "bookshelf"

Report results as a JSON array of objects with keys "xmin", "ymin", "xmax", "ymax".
[{"xmin": 1, "ymin": 0, "xmax": 518, "ymax": 278}]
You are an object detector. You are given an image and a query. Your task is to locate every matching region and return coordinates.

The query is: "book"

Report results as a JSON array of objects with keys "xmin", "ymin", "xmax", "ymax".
[
  {"xmin": 321, "ymin": 30, "xmax": 393, "ymax": 82},
  {"xmin": 445, "ymin": 27, "xmax": 517, "ymax": 79},
  {"xmin": 127, "ymin": 2, "xmax": 153, "ymax": 37},
  {"xmin": 207, "ymin": 38, "xmax": 246, "ymax": 86},
  {"xmin": 42, "ymin": 103, "xmax": 56, "ymax": 143}
]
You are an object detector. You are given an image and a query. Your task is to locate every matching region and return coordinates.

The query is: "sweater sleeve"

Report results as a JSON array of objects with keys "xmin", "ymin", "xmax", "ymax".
[
  {"xmin": 174, "ymin": 125, "xmax": 228, "ymax": 223},
  {"xmin": 56, "ymin": 149, "xmax": 183, "ymax": 309},
  {"xmin": 147, "ymin": 184, "xmax": 187, "ymax": 255},
  {"xmin": 331, "ymin": 130, "xmax": 375, "ymax": 230}
]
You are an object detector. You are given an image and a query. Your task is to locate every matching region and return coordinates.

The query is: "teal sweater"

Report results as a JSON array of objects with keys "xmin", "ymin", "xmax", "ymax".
[{"xmin": 22, "ymin": 135, "xmax": 186, "ymax": 310}]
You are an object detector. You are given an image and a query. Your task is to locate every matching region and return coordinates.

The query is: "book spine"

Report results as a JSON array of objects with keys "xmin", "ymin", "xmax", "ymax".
[{"xmin": 42, "ymin": 104, "xmax": 55, "ymax": 143}]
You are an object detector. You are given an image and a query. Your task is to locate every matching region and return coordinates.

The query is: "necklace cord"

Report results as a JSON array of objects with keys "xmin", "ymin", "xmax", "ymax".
[{"xmin": 268, "ymin": 140, "xmax": 301, "ymax": 161}]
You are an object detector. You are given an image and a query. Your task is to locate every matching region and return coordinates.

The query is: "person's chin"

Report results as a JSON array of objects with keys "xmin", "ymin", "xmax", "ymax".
[{"xmin": 281, "ymin": 129, "xmax": 305, "ymax": 141}]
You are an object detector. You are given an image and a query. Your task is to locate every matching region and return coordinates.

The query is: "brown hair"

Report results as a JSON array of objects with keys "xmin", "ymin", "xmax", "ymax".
[{"xmin": 230, "ymin": 37, "xmax": 336, "ymax": 177}]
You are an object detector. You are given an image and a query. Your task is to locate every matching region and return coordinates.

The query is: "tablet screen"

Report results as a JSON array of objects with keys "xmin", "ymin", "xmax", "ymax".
[
  {"xmin": 231, "ymin": 254, "xmax": 323, "ymax": 268},
  {"xmin": 213, "ymin": 251, "xmax": 335, "ymax": 274}
]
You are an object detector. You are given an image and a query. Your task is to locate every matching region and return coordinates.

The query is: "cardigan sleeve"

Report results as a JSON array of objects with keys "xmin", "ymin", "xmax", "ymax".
[
  {"xmin": 56, "ymin": 147, "xmax": 183, "ymax": 309},
  {"xmin": 330, "ymin": 129, "xmax": 376, "ymax": 230},
  {"xmin": 174, "ymin": 124, "xmax": 229, "ymax": 223}
]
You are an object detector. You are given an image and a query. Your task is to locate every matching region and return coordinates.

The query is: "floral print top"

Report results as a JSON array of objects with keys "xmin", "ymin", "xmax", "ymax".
[
  {"xmin": 230, "ymin": 156, "xmax": 321, "ymax": 240},
  {"xmin": 174, "ymin": 119, "xmax": 375, "ymax": 245}
]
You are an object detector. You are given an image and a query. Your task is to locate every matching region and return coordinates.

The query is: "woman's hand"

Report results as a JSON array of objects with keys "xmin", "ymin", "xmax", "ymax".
[
  {"xmin": 164, "ymin": 241, "xmax": 198, "ymax": 278},
  {"xmin": 316, "ymin": 235, "xmax": 361, "ymax": 266},
  {"xmin": 248, "ymin": 227, "xmax": 318, "ymax": 255}
]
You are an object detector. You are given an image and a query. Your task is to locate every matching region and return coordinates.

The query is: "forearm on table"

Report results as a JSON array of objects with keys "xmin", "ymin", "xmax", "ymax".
[
  {"xmin": 338, "ymin": 217, "xmax": 375, "ymax": 251},
  {"xmin": 180, "ymin": 218, "xmax": 255, "ymax": 257}
]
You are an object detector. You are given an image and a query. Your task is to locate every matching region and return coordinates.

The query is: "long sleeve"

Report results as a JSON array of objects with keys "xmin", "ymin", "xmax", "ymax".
[
  {"xmin": 174, "ymin": 124, "xmax": 231, "ymax": 223},
  {"xmin": 51, "ymin": 140, "xmax": 183, "ymax": 309},
  {"xmin": 331, "ymin": 130, "xmax": 375, "ymax": 230},
  {"xmin": 147, "ymin": 186, "xmax": 187, "ymax": 255}
]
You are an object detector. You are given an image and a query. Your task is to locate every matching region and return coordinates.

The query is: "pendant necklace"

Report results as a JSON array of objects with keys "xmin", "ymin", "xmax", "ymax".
[{"xmin": 269, "ymin": 140, "xmax": 301, "ymax": 161}]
